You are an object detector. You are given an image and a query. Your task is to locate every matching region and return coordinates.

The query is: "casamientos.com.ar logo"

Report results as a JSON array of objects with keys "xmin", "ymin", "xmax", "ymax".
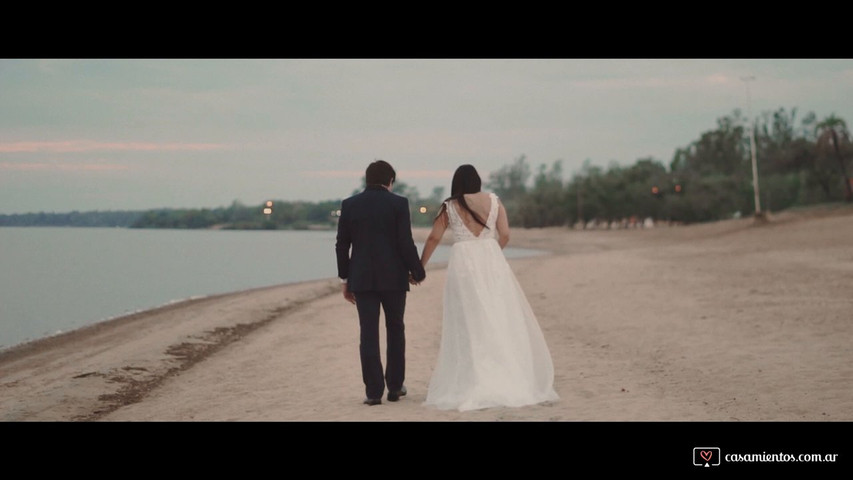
[
  {"xmin": 693, "ymin": 447, "xmax": 840, "ymax": 467},
  {"xmin": 693, "ymin": 447, "xmax": 721, "ymax": 467}
]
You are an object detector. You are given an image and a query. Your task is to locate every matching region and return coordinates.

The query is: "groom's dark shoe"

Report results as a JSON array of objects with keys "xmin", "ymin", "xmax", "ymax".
[
  {"xmin": 387, "ymin": 386, "xmax": 407, "ymax": 402},
  {"xmin": 363, "ymin": 398, "xmax": 382, "ymax": 406}
]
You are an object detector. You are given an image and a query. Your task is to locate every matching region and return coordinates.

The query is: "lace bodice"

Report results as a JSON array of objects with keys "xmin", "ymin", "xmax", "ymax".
[{"xmin": 446, "ymin": 193, "xmax": 499, "ymax": 243}]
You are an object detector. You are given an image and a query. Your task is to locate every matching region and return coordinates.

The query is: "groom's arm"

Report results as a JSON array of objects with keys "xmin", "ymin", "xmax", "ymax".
[
  {"xmin": 396, "ymin": 197, "xmax": 426, "ymax": 283},
  {"xmin": 335, "ymin": 201, "xmax": 356, "ymax": 304},
  {"xmin": 335, "ymin": 200, "xmax": 351, "ymax": 281}
]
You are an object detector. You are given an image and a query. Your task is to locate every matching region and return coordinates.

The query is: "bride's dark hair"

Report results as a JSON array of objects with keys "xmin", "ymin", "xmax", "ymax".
[{"xmin": 437, "ymin": 164, "xmax": 488, "ymax": 229}]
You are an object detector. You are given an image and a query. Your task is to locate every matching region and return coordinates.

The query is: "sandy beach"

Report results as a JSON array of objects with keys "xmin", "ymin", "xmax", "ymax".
[{"xmin": 1, "ymin": 205, "xmax": 852, "ymax": 422}]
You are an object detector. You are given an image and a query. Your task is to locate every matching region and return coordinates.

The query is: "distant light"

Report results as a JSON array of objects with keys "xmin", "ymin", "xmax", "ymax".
[
  {"xmin": 266, "ymin": 201, "xmax": 273, "ymax": 207},
  {"xmin": 263, "ymin": 207, "xmax": 272, "ymax": 215},
  {"xmin": 674, "ymin": 184, "xmax": 682, "ymax": 193},
  {"xmin": 333, "ymin": 209, "xmax": 341, "ymax": 217},
  {"xmin": 419, "ymin": 206, "xmax": 427, "ymax": 214},
  {"xmin": 651, "ymin": 186, "xmax": 660, "ymax": 195}
]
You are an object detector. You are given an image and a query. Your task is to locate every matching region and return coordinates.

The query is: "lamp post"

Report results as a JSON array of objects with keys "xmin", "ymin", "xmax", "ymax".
[
  {"xmin": 577, "ymin": 184, "xmax": 583, "ymax": 229},
  {"xmin": 741, "ymin": 76, "xmax": 765, "ymax": 222}
]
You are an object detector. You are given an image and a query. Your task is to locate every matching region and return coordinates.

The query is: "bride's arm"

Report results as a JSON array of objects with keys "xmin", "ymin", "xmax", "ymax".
[
  {"xmin": 496, "ymin": 200, "xmax": 510, "ymax": 249},
  {"xmin": 420, "ymin": 207, "xmax": 448, "ymax": 267}
]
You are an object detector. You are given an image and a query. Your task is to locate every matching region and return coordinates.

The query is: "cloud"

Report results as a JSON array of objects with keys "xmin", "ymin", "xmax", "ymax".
[
  {"xmin": 398, "ymin": 170, "xmax": 456, "ymax": 179},
  {"xmin": 36, "ymin": 59, "xmax": 74, "ymax": 75},
  {"xmin": 302, "ymin": 169, "xmax": 454, "ymax": 179},
  {"xmin": 569, "ymin": 77, "xmax": 679, "ymax": 90},
  {"xmin": 302, "ymin": 170, "xmax": 363, "ymax": 178},
  {"xmin": 0, "ymin": 141, "xmax": 230, "ymax": 153},
  {"xmin": 0, "ymin": 162, "xmax": 131, "ymax": 172},
  {"xmin": 568, "ymin": 74, "xmax": 743, "ymax": 91},
  {"xmin": 706, "ymin": 73, "xmax": 733, "ymax": 85}
]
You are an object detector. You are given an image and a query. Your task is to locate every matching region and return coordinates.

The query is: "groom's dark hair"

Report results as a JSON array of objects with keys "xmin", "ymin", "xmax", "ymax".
[{"xmin": 365, "ymin": 160, "xmax": 396, "ymax": 187}]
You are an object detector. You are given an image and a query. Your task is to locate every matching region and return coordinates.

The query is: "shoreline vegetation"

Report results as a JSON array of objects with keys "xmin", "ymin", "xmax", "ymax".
[{"xmin": 1, "ymin": 109, "xmax": 850, "ymax": 231}]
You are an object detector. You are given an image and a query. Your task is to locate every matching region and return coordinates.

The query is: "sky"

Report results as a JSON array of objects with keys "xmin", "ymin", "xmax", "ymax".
[{"xmin": 1, "ymin": 58, "xmax": 852, "ymax": 214}]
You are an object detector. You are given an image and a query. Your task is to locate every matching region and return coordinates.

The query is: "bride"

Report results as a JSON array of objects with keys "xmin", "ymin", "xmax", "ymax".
[{"xmin": 419, "ymin": 164, "xmax": 559, "ymax": 411}]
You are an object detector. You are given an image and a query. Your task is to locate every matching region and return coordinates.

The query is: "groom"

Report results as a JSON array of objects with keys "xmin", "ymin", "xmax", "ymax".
[{"xmin": 335, "ymin": 160, "xmax": 426, "ymax": 406}]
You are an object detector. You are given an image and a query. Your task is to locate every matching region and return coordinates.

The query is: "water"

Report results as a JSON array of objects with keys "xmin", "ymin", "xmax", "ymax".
[{"xmin": 0, "ymin": 227, "xmax": 544, "ymax": 351}]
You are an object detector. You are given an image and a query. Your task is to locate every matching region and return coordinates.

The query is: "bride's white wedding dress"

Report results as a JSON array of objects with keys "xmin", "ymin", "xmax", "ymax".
[{"xmin": 424, "ymin": 193, "xmax": 559, "ymax": 411}]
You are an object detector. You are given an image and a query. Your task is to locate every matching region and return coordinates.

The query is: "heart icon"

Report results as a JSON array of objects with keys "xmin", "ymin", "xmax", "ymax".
[{"xmin": 700, "ymin": 451, "xmax": 712, "ymax": 462}]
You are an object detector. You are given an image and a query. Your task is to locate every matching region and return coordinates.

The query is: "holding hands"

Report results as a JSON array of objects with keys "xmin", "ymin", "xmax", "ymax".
[
  {"xmin": 341, "ymin": 283, "xmax": 356, "ymax": 305},
  {"xmin": 343, "ymin": 274, "xmax": 422, "ymax": 305}
]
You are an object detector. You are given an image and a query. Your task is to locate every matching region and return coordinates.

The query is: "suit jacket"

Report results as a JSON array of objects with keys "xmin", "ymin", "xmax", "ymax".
[{"xmin": 335, "ymin": 185, "xmax": 426, "ymax": 292}]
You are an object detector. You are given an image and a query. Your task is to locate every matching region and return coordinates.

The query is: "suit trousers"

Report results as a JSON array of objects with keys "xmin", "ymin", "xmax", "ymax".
[{"xmin": 355, "ymin": 290, "xmax": 407, "ymax": 400}]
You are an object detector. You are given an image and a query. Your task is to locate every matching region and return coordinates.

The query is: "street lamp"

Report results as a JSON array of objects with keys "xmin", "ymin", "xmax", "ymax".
[{"xmin": 741, "ymin": 76, "xmax": 765, "ymax": 221}]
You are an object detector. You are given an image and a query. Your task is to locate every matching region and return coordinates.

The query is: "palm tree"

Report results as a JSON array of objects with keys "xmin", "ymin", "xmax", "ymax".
[{"xmin": 816, "ymin": 115, "xmax": 853, "ymax": 201}]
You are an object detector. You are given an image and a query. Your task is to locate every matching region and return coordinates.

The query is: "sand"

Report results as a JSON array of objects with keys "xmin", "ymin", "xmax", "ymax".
[{"xmin": 1, "ymin": 204, "xmax": 852, "ymax": 421}]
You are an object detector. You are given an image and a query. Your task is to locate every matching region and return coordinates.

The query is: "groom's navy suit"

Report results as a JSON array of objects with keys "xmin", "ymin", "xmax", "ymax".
[{"xmin": 336, "ymin": 184, "xmax": 426, "ymax": 400}]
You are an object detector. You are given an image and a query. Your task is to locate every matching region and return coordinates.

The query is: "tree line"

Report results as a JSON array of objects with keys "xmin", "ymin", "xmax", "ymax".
[
  {"xmin": 0, "ymin": 210, "xmax": 143, "ymax": 228},
  {"xmin": 486, "ymin": 109, "xmax": 852, "ymax": 228},
  {"xmin": 129, "ymin": 200, "xmax": 344, "ymax": 230},
  {"xmin": 0, "ymin": 200, "xmax": 344, "ymax": 230}
]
